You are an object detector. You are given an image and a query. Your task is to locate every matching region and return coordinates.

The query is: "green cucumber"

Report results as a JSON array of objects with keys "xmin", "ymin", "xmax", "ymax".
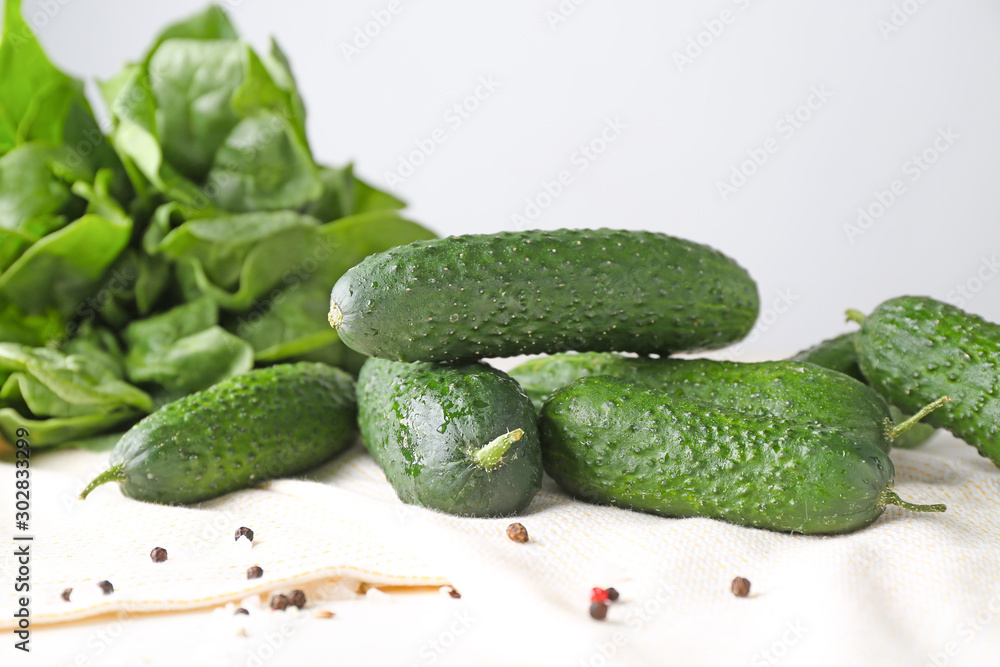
[
  {"xmin": 80, "ymin": 363, "xmax": 358, "ymax": 504},
  {"xmin": 509, "ymin": 353, "xmax": 906, "ymax": 452},
  {"xmin": 329, "ymin": 229, "xmax": 759, "ymax": 363},
  {"xmin": 538, "ymin": 376, "xmax": 945, "ymax": 534},
  {"xmin": 791, "ymin": 332, "xmax": 937, "ymax": 449},
  {"xmin": 791, "ymin": 332, "xmax": 865, "ymax": 382},
  {"xmin": 357, "ymin": 358, "xmax": 542, "ymax": 517},
  {"xmin": 851, "ymin": 296, "xmax": 1000, "ymax": 465}
]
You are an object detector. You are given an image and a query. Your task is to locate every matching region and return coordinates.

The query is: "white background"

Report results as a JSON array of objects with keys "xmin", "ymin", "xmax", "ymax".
[{"xmin": 23, "ymin": 0, "xmax": 1000, "ymax": 352}]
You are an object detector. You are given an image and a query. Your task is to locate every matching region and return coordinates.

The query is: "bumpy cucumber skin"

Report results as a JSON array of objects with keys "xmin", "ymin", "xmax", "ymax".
[
  {"xmin": 357, "ymin": 358, "xmax": 542, "ymax": 517},
  {"xmin": 856, "ymin": 296, "xmax": 1000, "ymax": 463},
  {"xmin": 330, "ymin": 229, "xmax": 759, "ymax": 363},
  {"xmin": 510, "ymin": 353, "xmax": 894, "ymax": 452},
  {"xmin": 791, "ymin": 332, "xmax": 936, "ymax": 449},
  {"xmin": 109, "ymin": 363, "xmax": 358, "ymax": 504},
  {"xmin": 538, "ymin": 377, "xmax": 894, "ymax": 534}
]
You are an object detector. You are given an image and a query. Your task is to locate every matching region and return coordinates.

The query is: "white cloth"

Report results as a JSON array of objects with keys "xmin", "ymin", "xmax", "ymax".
[{"xmin": 3, "ymin": 431, "xmax": 1000, "ymax": 666}]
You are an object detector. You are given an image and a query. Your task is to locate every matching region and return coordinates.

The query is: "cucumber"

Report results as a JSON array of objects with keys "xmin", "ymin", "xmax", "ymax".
[
  {"xmin": 509, "ymin": 353, "xmax": 901, "ymax": 452},
  {"xmin": 851, "ymin": 296, "xmax": 1000, "ymax": 465},
  {"xmin": 538, "ymin": 376, "xmax": 945, "ymax": 534},
  {"xmin": 329, "ymin": 229, "xmax": 759, "ymax": 363},
  {"xmin": 80, "ymin": 363, "xmax": 358, "ymax": 504},
  {"xmin": 790, "ymin": 332, "xmax": 865, "ymax": 382},
  {"xmin": 791, "ymin": 332, "xmax": 937, "ymax": 449},
  {"xmin": 357, "ymin": 358, "xmax": 543, "ymax": 517}
]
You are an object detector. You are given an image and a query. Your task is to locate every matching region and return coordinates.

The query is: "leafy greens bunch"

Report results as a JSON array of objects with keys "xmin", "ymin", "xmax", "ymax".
[{"xmin": 0, "ymin": 1, "xmax": 433, "ymax": 450}]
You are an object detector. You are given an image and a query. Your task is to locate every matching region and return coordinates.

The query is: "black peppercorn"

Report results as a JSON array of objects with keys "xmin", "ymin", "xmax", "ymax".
[
  {"xmin": 247, "ymin": 566, "xmax": 264, "ymax": 580},
  {"xmin": 506, "ymin": 522, "xmax": 529, "ymax": 543},
  {"xmin": 61, "ymin": 588, "xmax": 72, "ymax": 602},
  {"xmin": 150, "ymin": 547, "xmax": 168, "ymax": 563},
  {"xmin": 98, "ymin": 580, "xmax": 114, "ymax": 595},
  {"xmin": 235, "ymin": 608, "xmax": 249, "ymax": 615},
  {"xmin": 606, "ymin": 587, "xmax": 620, "ymax": 602},
  {"xmin": 589, "ymin": 601, "xmax": 608, "ymax": 620},
  {"xmin": 235, "ymin": 527, "xmax": 254, "ymax": 542},
  {"xmin": 731, "ymin": 576, "xmax": 751, "ymax": 598},
  {"xmin": 270, "ymin": 594, "xmax": 289, "ymax": 611},
  {"xmin": 288, "ymin": 590, "xmax": 306, "ymax": 608}
]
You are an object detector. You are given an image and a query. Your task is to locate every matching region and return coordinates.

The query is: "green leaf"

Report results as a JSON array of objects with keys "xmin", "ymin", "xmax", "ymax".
[
  {"xmin": 123, "ymin": 298, "xmax": 254, "ymax": 395},
  {"xmin": 0, "ymin": 0, "xmax": 73, "ymax": 152},
  {"xmin": 0, "ymin": 342, "xmax": 152, "ymax": 417},
  {"xmin": 0, "ymin": 143, "xmax": 82, "ymax": 234},
  {"xmin": 304, "ymin": 164, "xmax": 404, "ymax": 223},
  {"xmin": 0, "ymin": 211, "xmax": 131, "ymax": 332},
  {"xmin": 0, "ymin": 0, "xmax": 121, "ymax": 180},
  {"xmin": 0, "ymin": 408, "xmax": 140, "ymax": 450},
  {"xmin": 152, "ymin": 210, "xmax": 320, "ymax": 310},
  {"xmin": 228, "ymin": 211, "xmax": 435, "ymax": 362},
  {"xmin": 61, "ymin": 324, "xmax": 126, "ymax": 378},
  {"xmin": 105, "ymin": 18, "xmax": 319, "ymax": 213},
  {"xmin": 146, "ymin": 5, "xmax": 238, "ymax": 50},
  {"xmin": 206, "ymin": 114, "xmax": 321, "ymax": 212}
]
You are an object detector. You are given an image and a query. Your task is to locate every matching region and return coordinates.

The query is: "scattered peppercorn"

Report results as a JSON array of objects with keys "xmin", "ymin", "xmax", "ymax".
[
  {"xmin": 98, "ymin": 580, "xmax": 114, "ymax": 595},
  {"xmin": 589, "ymin": 601, "xmax": 608, "ymax": 620},
  {"xmin": 506, "ymin": 522, "xmax": 529, "ymax": 543},
  {"xmin": 590, "ymin": 587, "xmax": 610, "ymax": 604},
  {"xmin": 606, "ymin": 587, "xmax": 620, "ymax": 602},
  {"xmin": 234, "ymin": 608, "xmax": 249, "ymax": 615},
  {"xmin": 150, "ymin": 547, "xmax": 168, "ymax": 563},
  {"xmin": 731, "ymin": 576, "xmax": 751, "ymax": 598},
  {"xmin": 270, "ymin": 594, "xmax": 289, "ymax": 611},
  {"xmin": 235, "ymin": 527, "xmax": 254, "ymax": 542},
  {"xmin": 61, "ymin": 588, "xmax": 72, "ymax": 602},
  {"xmin": 288, "ymin": 590, "xmax": 306, "ymax": 608},
  {"xmin": 448, "ymin": 587, "xmax": 462, "ymax": 599},
  {"xmin": 247, "ymin": 566, "xmax": 264, "ymax": 580}
]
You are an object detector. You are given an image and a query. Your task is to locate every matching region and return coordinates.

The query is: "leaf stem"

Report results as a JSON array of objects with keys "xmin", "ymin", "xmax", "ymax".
[
  {"xmin": 880, "ymin": 489, "xmax": 946, "ymax": 513},
  {"xmin": 845, "ymin": 309, "xmax": 867, "ymax": 325},
  {"xmin": 471, "ymin": 429, "xmax": 523, "ymax": 471},
  {"xmin": 888, "ymin": 395, "xmax": 951, "ymax": 440},
  {"xmin": 79, "ymin": 464, "xmax": 125, "ymax": 500}
]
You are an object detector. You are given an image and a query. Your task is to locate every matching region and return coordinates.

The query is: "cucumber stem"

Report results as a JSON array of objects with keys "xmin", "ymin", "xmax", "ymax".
[
  {"xmin": 845, "ymin": 309, "xmax": 867, "ymax": 325},
  {"xmin": 79, "ymin": 464, "xmax": 126, "ymax": 500},
  {"xmin": 328, "ymin": 302, "xmax": 343, "ymax": 329},
  {"xmin": 888, "ymin": 395, "xmax": 951, "ymax": 440},
  {"xmin": 471, "ymin": 429, "xmax": 523, "ymax": 471},
  {"xmin": 880, "ymin": 489, "xmax": 946, "ymax": 513}
]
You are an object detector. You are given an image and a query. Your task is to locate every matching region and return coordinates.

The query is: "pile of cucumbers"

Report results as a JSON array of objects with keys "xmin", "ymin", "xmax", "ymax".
[{"xmin": 83, "ymin": 229, "xmax": 1000, "ymax": 536}]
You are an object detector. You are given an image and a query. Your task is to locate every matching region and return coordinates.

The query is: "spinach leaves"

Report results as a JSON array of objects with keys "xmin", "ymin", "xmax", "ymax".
[{"xmin": 0, "ymin": 1, "xmax": 433, "ymax": 449}]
